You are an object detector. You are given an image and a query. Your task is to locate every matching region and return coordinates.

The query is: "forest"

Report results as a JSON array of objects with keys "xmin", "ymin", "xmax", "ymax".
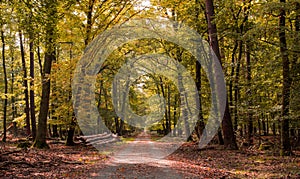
[{"xmin": 0, "ymin": 0, "xmax": 300, "ymax": 178}]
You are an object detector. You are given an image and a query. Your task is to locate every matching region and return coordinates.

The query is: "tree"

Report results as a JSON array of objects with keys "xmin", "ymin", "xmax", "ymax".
[
  {"xmin": 194, "ymin": 0, "xmax": 205, "ymax": 140},
  {"xmin": 1, "ymin": 28, "xmax": 8, "ymax": 142},
  {"xmin": 19, "ymin": 30, "xmax": 31, "ymax": 136},
  {"xmin": 33, "ymin": 0, "xmax": 58, "ymax": 149},
  {"xmin": 279, "ymin": 0, "xmax": 292, "ymax": 156},
  {"xmin": 205, "ymin": 0, "xmax": 238, "ymax": 149},
  {"xmin": 245, "ymin": 42, "xmax": 253, "ymax": 145},
  {"xmin": 28, "ymin": 11, "xmax": 37, "ymax": 140}
]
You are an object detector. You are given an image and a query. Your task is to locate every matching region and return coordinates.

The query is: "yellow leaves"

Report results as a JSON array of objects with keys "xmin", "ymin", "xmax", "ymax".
[
  {"xmin": 0, "ymin": 92, "xmax": 14, "ymax": 100},
  {"xmin": 12, "ymin": 114, "xmax": 26, "ymax": 127}
]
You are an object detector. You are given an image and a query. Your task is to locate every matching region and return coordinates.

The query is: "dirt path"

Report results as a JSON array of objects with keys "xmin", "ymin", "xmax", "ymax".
[{"xmin": 96, "ymin": 132, "xmax": 195, "ymax": 178}]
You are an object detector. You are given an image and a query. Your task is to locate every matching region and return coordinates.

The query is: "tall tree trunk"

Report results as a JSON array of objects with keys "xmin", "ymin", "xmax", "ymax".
[
  {"xmin": 159, "ymin": 77, "xmax": 169, "ymax": 134},
  {"xmin": 230, "ymin": 42, "xmax": 238, "ymax": 131},
  {"xmin": 66, "ymin": 116, "xmax": 76, "ymax": 146},
  {"xmin": 246, "ymin": 43, "xmax": 253, "ymax": 145},
  {"xmin": 19, "ymin": 30, "xmax": 31, "ymax": 136},
  {"xmin": 97, "ymin": 80, "xmax": 102, "ymax": 133},
  {"xmin": 10, "ymin": 55, "xmax": 17, "ymax": 137},
  {"xmin": 205, "ymin": 0, "xmax": 238, "ymax": 149},
  {"xmin": 167, "ymin": 84, "xmax": 172, "ymax": 133},
  {"xmin": 84, "ymin": 0, "xmax": 96, "ymax": 47},
  {"xmin": 195, "ymin": 61, "xmax": 205, "ymax": 139},
  {"xmin": 291, "ymin": 2, "xmax": 299, "ymax": 117},
  {"xmin": 291, "ymin": 2, "xmax": 299, "ymax": 80},
  {"xmin": 33, "ymin": 0, "xmax": 57, "ymax": 149},
  {"xmin": 51, "ymin": 41, "xmax": 58, "ymax": 138},
  {"xmin": 279, "ymin": 0, "xmax": 292, "ymax": 156},
  {"xmin": 1, "ymin": 30, "xmax": 8, "ymax": 142},
  {"xmin": 194, "ymin": 0, "xmax": 205, "ymax": 139},
  {"xmin": 173, "ymin": 94, "xmax": 178, "ymax": 136},
  {"xmin": 37, "ymin": 37, "xmax": 43, "ymax": 78},
  {"xmin": 234, "ymin": 41, "xmax": 242, "ymax": 134},
  {"xmin": 177, "ymin": 71, "xmax": 191, "ymax": 139},
  {"xmin": 29, "ymin": 32, "xmax": 36, "ymax": 140}
]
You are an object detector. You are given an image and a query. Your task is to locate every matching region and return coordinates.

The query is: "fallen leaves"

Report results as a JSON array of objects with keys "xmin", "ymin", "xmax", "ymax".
[{"xmin": 0, "ymin": 140, "xmax": 299, "ymax": 178}]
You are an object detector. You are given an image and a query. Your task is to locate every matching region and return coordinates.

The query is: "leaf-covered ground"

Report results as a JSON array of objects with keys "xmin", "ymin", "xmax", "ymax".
[{"xmin": 1, "ymin": 138, "xmax": 299, "ymax": 178}]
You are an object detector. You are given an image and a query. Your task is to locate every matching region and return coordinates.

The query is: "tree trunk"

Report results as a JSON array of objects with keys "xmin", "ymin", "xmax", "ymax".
[
  {"xmin": 84, "ymin": 0, "xmax": 96, "ymax": 47},
  {"xmin": 218, "ymin": 130, "xmax": 224, "ymax": 145},
  {"xmin": 234, "ymin": 41, "xmax": 242, "ymax": 134},
  {"xmin": 205, "ymin": 0, "xmax": 238, "ymax": 149},
  {"xmin": 159, "ymin": 77, "xmax": 169, "ymax": 135},
  {"xmin": 119, "ymin": 119, "xmax": 124, "ymax": 136},
  {"xmin": 66, "ymin": 117, "xmax": 76, "ymax": 146},
  {"xmin": 195, "ymin": 61, "xmax": 205, "ymax": 139},
  {"xmin": 37, "ymin": 39, "xmax": 43, "ymax": 78},
  {"xmin": 246, "ymin": 43, "xmax": 253, "ymax": 145},
  {"xmin": 167, "ymin": 84, "xmax": 172, "ymax": 133},
  {"xmin": 1, "ymin": 29, "xmax": 8, "ymax": 142},
  {"xmin": 173, "ymin": 94, "xmax": 178, "ymax": 136},
  {"xmin": 291, "ymin": 3, "xmax": 299, "ymax": 83},
  {"xmin": 19, "ymin": 30, "xmax": 31, "ymax": 136},
  {"xmin": 10, "ymin": 55, "xmax": 17, "ymax": 137},
  {"xmin": 178, "ymin": 71, "xmax": 191, "ymax": 139},
  {"xmin": 33, "ymin": 0, "xmax": 57, "ymax": 149},
  {"xmin": 279, "ymin": 0, "xmax": 292, "ymax": 156},
  {"xmin": 258, "ymin": 116, "xmax": 261, "ymax": 145},
  {"xmin": 272, "ymin": 122, "xmax": 276, "ymax": 136},
  {"xmin": 52, "ymin": 125, "xmax": 59, "ymax": 138},
  {"xmin": 194, "ymin": 0, "xmax": 206, "ymax": 140},
  {"xmin": 29, "ymin": 32, "xmax": 36, "ymax": 140},
  {"xmin": 230, "ymin": 41, "xmax": 238, "ymax": 131}
]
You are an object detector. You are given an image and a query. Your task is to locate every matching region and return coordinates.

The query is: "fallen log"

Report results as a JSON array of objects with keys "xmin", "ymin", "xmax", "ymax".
[
  {"xmin": 85, "ymin": 134, "xmax": 112, "ymax": 143},
  {"xmin": 77, "ymin": 133, "xmax": 119, "ymax": 146},
  {"xmin": 88, "ymin": 137, "xmax": 120, "ymax": 146},
  {"xmin": 80, "ymin": 132, "xmax": 108, "ymax": 139}
]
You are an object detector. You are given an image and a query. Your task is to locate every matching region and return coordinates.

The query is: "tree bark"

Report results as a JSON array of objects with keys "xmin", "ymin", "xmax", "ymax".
[
  {"xmin": 1, "ymin": 29, "xmax": 8, "ymax": 142},
  {"xmin": 159, "ymin": 77, "xmax": 169, "ymax": 135},
  {"xmin": 195, "ymin": 61, "xmax": 205, "ymax": 139},
  {"xmin": 84, "ymin": 0, "xmax": 96, "ymax": 47},
  {"xmin": 234, "ymin": 41, "xmax": 242, "ymax": 134},
  {"xmin": 205, "ymin": 0, "xmax": 238, "ymax": 149},
  {"xmin": 10, "ymin": 54, "xmax": 17, "ymax": 137},
  {"xmin": 37, "ymin": 38, "xmax": 43, "ymax": 78},
  {"xmin": 29, "ymin": 31, "xmax": 36, "ymax": 140},
  {"xmin": 66, "ymin": 117, "xmax": 76, "ymax": 146},
  {"xmin": 19, "ymin": 30, "xmax": 31, "ymax": 136},
  {"xmin": 279, "ymin": 0, "xmax": 292, "ymax": 156},
  {"xmin": 194, "ymin": 0, "xmax": 205, "ymax": 139},
  {"xmin": 246, "ymin": 43, "xmax": 253, "ymax": 145},
  {"xmin": 33, "ymin": 0, "xmax": 58, "ymax": 149},
  {"xmin": 230, "ymin": 41, "xmax": 238, "ymax": 131},
  {"xmin": 167, "ymin": 84, "xmax": 172, "ymax": 133}
]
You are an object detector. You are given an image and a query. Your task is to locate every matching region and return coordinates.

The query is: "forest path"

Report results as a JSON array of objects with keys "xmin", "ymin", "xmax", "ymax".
[{"xmin": 95, "ymin": 132, "xmax": 193, "ymax": 178}]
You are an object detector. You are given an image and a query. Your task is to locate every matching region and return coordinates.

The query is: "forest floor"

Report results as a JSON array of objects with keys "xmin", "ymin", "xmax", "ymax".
[{"xmin": 0, "ymin": 133, "xmax": 300, "ymax": 178}]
